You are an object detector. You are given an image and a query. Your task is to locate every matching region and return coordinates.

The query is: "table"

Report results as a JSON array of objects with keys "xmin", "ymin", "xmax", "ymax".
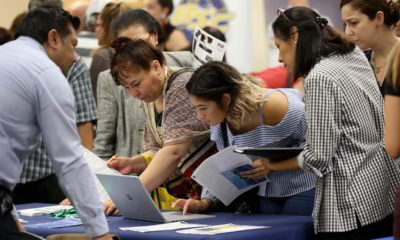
[{"xmin": 17, "ymin": 203, "xmax": 315, "ymax": 240}]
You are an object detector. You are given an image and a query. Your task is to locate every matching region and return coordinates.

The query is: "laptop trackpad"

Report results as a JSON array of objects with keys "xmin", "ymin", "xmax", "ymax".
[{"xmin": 162, "ymin": 211, "xmax": 215, "ymax": 222}]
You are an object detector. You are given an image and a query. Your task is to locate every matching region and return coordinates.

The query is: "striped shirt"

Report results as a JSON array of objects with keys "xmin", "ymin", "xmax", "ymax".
[
  {"xmin": 299, "ymin": 47, "xmax": 400, "ymax": 232},
  {"xmin": 202, "ymin": 89, "xmax": 315, "ymax": 201}
]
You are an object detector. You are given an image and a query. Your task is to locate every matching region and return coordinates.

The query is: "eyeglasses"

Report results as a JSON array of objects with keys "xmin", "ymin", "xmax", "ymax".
[{"xmin": 277, "ymin": 8, "xmax": 293, "ymax": 25}]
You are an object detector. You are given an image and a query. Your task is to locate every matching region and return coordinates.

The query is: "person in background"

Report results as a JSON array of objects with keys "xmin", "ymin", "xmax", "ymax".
[
  {"xmin": 340, "ymin": 0, "xmax": 400, "ymax": 91},
  {"xmin": 262, "ymin": 6, "xmax": 399, "ymax": 239},
  {"xmin": 105, "ymin": 38, "xmax": 209, "ymax": 214},
  {"xmin": 13, "ymin": 0, "xmax": 97, "ymax": 204},
  {"xmin": 0, "ymin": 27, "xmax": 12, "ymax": 45},
  {"xmin": 172, "ymin": 61, "xmax": 315, "ymax": 215},
  {"xmin": 92, "ymin": 9, "xmax": 193, "ymax": 161},
  {"xmin": 9, "ymin": 12, "xmax": 27, "ymax": 40},
  {"xmin": 385, "ymin": 42, "xmax": 400, "ymax": 239},
  {"xmin": 91, "ymin": 2, "xmax": 130, "ymax": 102},
  {"xmin": 0, "ymin": 6, "xmax": 111, "ymax": 239},
  {"xmin": 67, "ymin": 0, "xmax": 89, "ymax": 33},
  {"xmin": 144, "ymin": 0, "xmax": 190, "ymax": 51}
]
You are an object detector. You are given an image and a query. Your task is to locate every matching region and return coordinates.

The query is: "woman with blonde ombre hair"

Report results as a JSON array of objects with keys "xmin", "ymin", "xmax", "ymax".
[
  {"xmin": 385, "ymin": 41, "xmax": 400, "ymax": 240},
  {"xmin": 172, "ymin": 61, "xmax": 315, "ymax": 215}
]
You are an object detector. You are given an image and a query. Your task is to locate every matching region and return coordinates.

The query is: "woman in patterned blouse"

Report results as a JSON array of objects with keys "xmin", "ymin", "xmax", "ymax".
[
  {"xmin": 264, "ymin": 6, "xmax": 400, "ymax": 239},
  {"xmin": 105, "ymin": 38, "xmax": 210, "ymax": 214}
]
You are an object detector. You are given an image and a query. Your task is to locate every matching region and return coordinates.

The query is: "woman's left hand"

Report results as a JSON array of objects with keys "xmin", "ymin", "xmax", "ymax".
[
  {"xmin": 240, "ymin": 159, "xmax": 270, "ymax": 179},
  {"xmin": 261, "ymin": 156, "xmax": 300, "ymax": 171}
]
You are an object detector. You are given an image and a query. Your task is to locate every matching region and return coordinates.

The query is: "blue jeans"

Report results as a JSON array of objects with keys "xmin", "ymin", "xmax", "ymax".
[{"xmin": 258, "ymin": 188, "xmax": 315, "ymax": 215}]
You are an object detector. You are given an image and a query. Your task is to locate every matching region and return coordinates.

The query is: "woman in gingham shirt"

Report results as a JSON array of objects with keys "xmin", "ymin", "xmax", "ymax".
[{"xmin": 264, "ymin": 6, "xmax": 400, "ymax": 239}]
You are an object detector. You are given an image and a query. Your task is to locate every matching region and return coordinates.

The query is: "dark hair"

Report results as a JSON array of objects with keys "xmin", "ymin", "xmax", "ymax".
[
  {"xmin": 386, "ymin": 41, "xmax": 400, "ymax": 90},
  {"xmin": 186, "ymin": 61, "xmax": 239, "ymax": 108},
  {"xmin": 97, "ymin": 2, "xmax": 131, "ymax": 48},
  {"xmin": 0, "ymin": 27, "xmax": 12, "ymax": 45},
  {"xmin": 28, "ymin": 0, "xmax": 62, "ymax": 11},
  {"xmin": 202, "ymin": 26, "xmax": 226, "ymax": 43},
  {"xmin": 111, "ymin": 37, "xmax": 166, "ymax": 85},
  {"xmin": 9, "ymin": 12, "xmax": 28, "ymax": 39},
  {"xmin": 158, "ymin": 0, "xmax": 174, "ymax": 16},
  {"xmin": 272, "ymin": 6, "xmax": 355, "ymax": 79},
  {"xmin": 112, "ymin": 9, "xmax": 161, "ymax": 39},
  {"xmin": 186, "ymin": 61, "xmax": 266, "ymax": 130},
  {"xmin": 18, "ymin": 6, "xmax": 79, "ymax": 44},
  {"xmin": 340, "ymin": 0, "xmax": 400, "ymax": 28}
]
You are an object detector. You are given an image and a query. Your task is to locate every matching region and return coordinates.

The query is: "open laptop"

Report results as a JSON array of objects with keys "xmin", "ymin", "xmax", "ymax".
[{"xmin": 96, "ymin": 174, "xmax": 215, "ymax": 222}]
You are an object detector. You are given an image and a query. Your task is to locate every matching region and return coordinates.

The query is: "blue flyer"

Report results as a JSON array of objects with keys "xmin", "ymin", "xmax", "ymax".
[
  {"xmin": 220, "ymin": 164, "xmax": 266, "ymax": 189},
  {"xmin": 25, "ymin": 218, "xmax": 82, "ymax": 229}
]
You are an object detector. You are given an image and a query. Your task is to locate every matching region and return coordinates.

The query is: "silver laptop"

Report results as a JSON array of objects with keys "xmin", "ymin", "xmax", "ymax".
[{"xmin": 96, "ymin": 174, "xmax": 215, "ymax": 222}]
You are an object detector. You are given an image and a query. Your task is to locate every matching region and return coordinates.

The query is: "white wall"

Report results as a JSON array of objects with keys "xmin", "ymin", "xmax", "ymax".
[{"xmin": 214, "ymin": 0, "xmax": 268, "ymax": 73}]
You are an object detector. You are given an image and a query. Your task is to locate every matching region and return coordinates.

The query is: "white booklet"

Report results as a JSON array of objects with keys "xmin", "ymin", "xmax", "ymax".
[
  {"xmin": 192, "ymin": 27, "xmax": 227, "ymax": 68},
  {"xmin": 120, "ymin": 221, "xmax": 206, "ymax": 233},
  {"xmin": 191, "ymin": 146, "xmax": 268, "ymax": 206},
  {"xmin": 177, "ymin": 223, "xmax": 269, "ymax": 235},
  {"xmin": 81, "ymin": 147, "xmax": 122, "ymax": 202},
  {"xmin": 18, "ymin": 205, "xmax": 73, "ymax": 217}
]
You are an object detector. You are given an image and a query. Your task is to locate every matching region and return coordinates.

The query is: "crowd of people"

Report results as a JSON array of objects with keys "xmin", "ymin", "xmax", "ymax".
[{"xmin": 0, "ymin": 0, "xmax": 399, "ymax": 239}]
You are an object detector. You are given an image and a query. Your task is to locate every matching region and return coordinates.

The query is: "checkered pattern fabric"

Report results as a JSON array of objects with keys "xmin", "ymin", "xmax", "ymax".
[{"xmin": 301, "ymin": 48, "xmax": 400, "ymax": 232}]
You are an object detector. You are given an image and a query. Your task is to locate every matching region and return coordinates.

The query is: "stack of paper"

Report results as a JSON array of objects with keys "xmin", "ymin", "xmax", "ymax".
[
  {"xmin": 24, "ymin": 218, "xmax": 82, "ymax": 229},
  {"xmin": 177, "ymin": 223, "xmax": 269, "ymax": 235},
  {"xmin": 18, "ymin": 205, "xmax": 73, "ymax": 217},
  {"xmin": 82, "ymin": 147, "xmax": 122, "ymax": 202},
  {"xmin": 120, "ymin": 221, "xmax": 206, "ymax": 233}
]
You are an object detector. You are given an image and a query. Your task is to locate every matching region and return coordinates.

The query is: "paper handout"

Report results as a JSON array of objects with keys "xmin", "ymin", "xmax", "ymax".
[
  {"xmin": 177, "ymin": 223, "xmax": 269, "ymax": 235},
  {"xmin": 192, "ymin": 27, "xmax": 227, "ymax": 68},
  {"xmin": 81, "ymin": 147, "xmax": 122, "ymax": 202},
  {"xmin": 18, "ymin": 205, "xmax": 73, "ymax": 217},
  {"xmin": 120, "ymin": 221, "xmax": 207, "ymax": 232},
  {"xmin": 191, "ymin": 146, "xmax": 268, "ymax": 205},
  {"xmin": 24, "ymin": 218, "xmax": 82, "ymax": 229}
]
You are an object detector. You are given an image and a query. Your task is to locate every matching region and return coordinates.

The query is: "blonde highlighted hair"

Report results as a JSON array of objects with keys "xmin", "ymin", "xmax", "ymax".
[
  {"xmin": 386, "ymin": 41, "xmax": 400, "ymax": 91},
  {"xmin": 186, "ymin": 61, "xmax": 265, "ymax": 130}
]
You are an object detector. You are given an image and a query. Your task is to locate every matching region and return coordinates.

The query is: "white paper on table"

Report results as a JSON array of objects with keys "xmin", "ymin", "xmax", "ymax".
[
  {"xmin": 18, "ymin": 205, "xmax": 73, "ymax": 217},
  {"xmin": 177, "ymin": 223, "xmax": 270, "ymax": 235},
  {"xmin": 119, "ymin": 221, "xmax": 207, "ymax": 232},
  {"xmin": 81, "ymin": 147, "xmax": 122, "ymax": 202},
  {"xmin": 192, "ymin": 27, "xmax": 227, "ymax": 68},
  {"xmin": 191, "ymin": 146, "xmax": 268, "ymax": 206}
]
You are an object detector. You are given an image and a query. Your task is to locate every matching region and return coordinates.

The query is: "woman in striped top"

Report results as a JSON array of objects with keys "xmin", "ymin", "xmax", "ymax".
[{"xmin": 171, "ymin": 61, "xmax": 315, "ymax": 215}]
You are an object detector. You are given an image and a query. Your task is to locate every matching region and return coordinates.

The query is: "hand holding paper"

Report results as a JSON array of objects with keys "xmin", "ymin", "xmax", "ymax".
[{"xmin": 191, "ymin": 146, "xmax": 268, "ymax": 205}]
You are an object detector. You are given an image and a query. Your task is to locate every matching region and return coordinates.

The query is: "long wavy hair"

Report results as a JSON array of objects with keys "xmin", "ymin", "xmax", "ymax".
[
  {"xmin": 186, "ymin": 61, "xmax": 265, "ymax": 130},
  {"xmin": 386, "ymin": 41, "xmax": 400, "ymax": 91}
]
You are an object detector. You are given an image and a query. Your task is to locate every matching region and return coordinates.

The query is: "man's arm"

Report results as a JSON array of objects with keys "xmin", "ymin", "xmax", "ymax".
[
  {"xmin": 78, "ymin": 121, "xmax": 94, "ymax": 149},
  {"xmin": 38, "ymin": 67, "xmax": 109, "ymax": 237},
  {"xmin": 67, "ymin": 58, "xmax": 97, "ymax": 149}
]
